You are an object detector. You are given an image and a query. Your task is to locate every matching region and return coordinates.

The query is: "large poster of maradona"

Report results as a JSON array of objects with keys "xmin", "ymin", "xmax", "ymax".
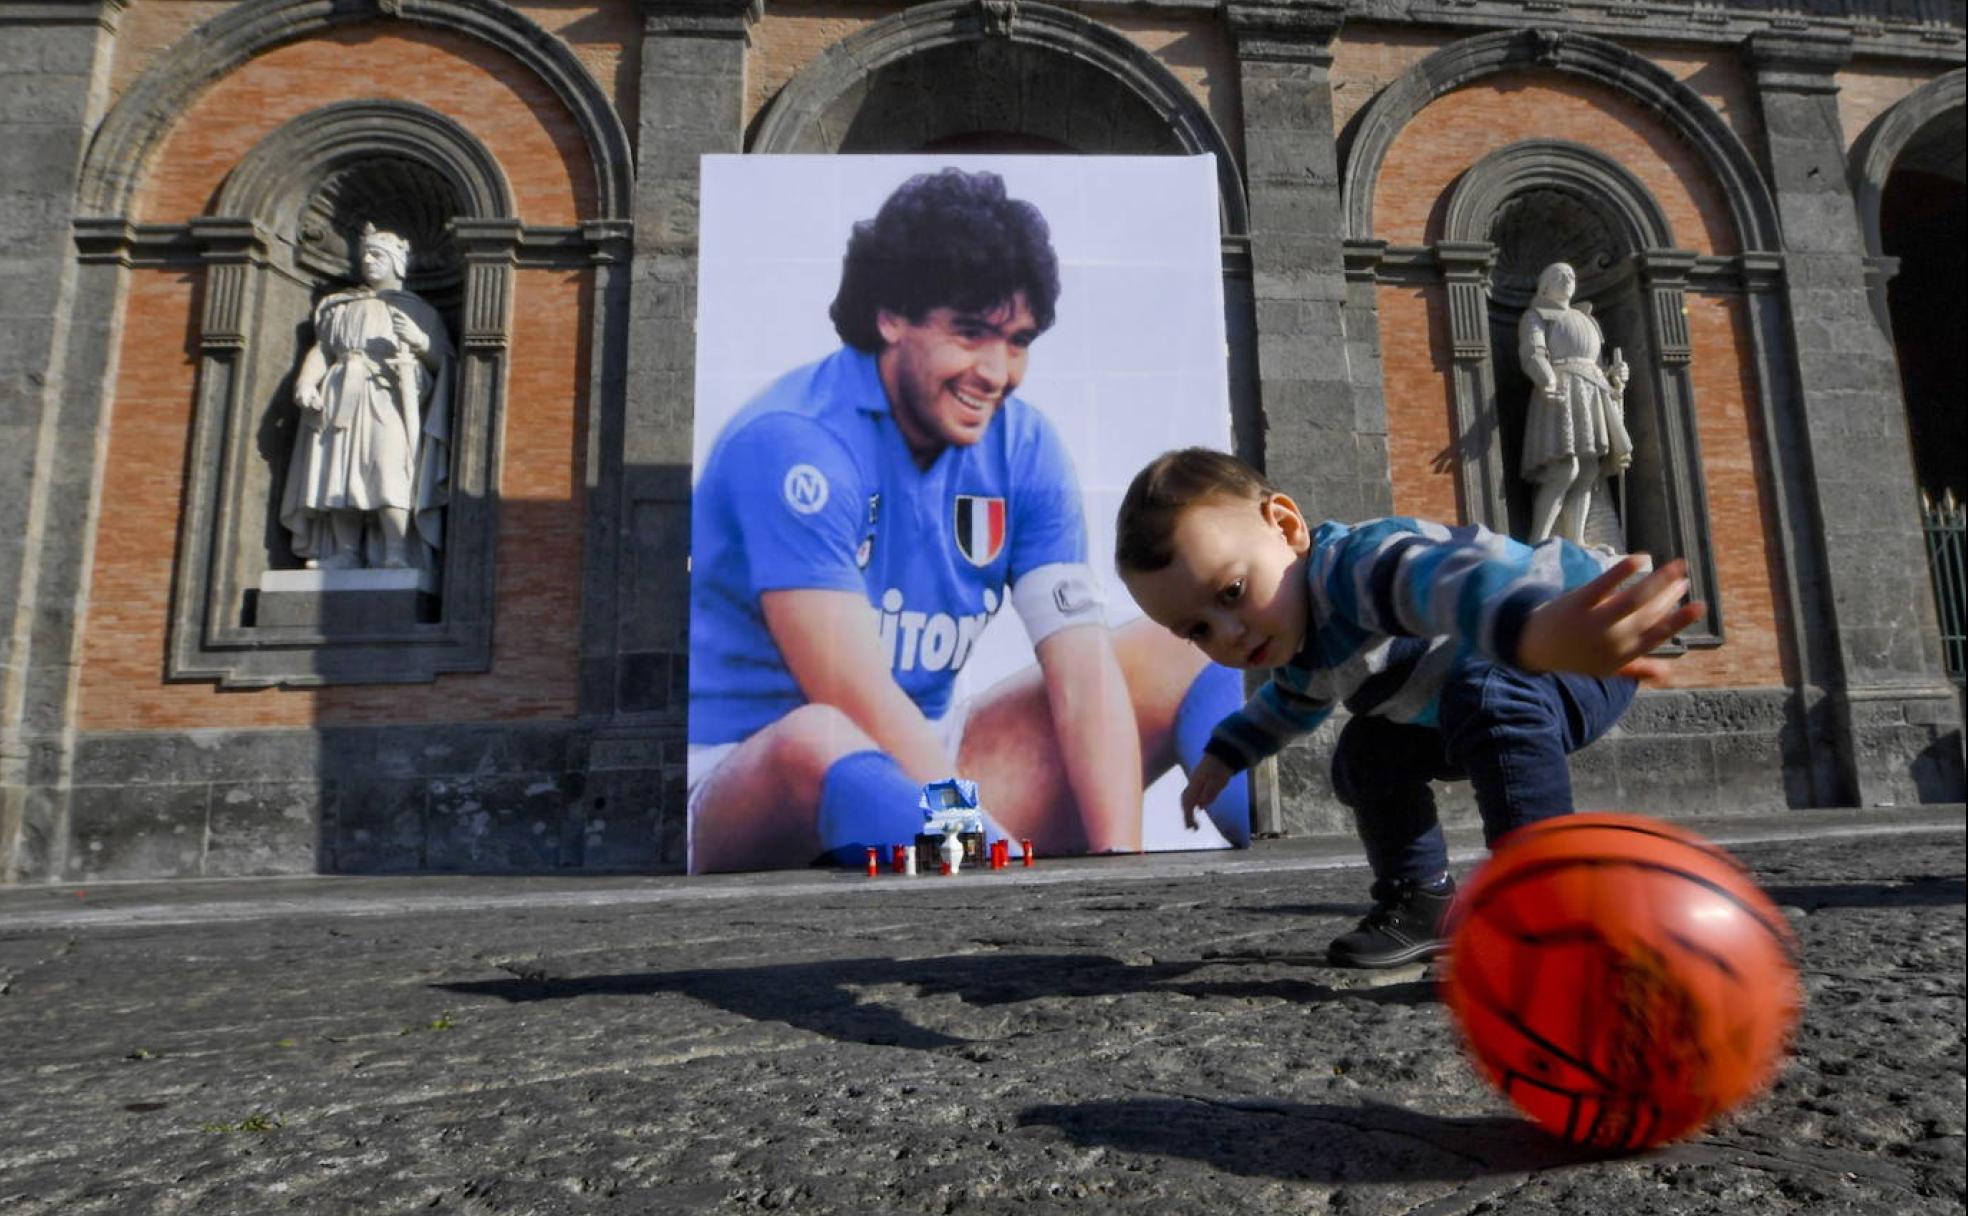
[{"xmin": 688, "ymin": 155, "xmax": 1248, "ymax": 874}]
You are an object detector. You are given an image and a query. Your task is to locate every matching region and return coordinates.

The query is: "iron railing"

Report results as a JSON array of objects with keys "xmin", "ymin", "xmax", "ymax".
[{"xmin": 1923, "ymin": 489, "xmax": 1966, "ymax": 685}]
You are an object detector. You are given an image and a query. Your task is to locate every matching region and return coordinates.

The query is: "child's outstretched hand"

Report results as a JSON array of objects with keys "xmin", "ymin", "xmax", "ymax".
[
  {"xmin": 1180, "ymin": 754, "xmax": 1234, "ymax": 830},
  {"xmin": 1517, "ymin": 556, "xmax": 1707, "ymax": 683}
]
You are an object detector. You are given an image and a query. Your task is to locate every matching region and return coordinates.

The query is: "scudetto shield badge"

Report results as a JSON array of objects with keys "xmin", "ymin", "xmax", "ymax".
[{"xmin": 953, "ymin": 495, "xmax": 1007, "ymax": 567}]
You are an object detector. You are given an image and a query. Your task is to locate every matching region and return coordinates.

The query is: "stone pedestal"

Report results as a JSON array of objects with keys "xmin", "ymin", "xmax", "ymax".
[{"xmin": 256, "ymin": 568, "xmax": 439, "ymax": 630}]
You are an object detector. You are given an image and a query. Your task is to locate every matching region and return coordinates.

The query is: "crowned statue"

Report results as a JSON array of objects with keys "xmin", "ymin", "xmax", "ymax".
[
  {"xmin": 279, "ymin": 223, "xmax": 452, "ymax": 571},
  {"xmin": 1517, "ymin": 261, "xmax": 1633, "ymax": 548}
]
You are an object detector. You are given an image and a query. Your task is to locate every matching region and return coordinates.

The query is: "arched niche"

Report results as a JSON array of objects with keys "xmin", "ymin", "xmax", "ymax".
[
  {"xmin": 68, "ymin": 0, "xmax": 632, "ymax": 688},
  {"xmin": 749, "ymin": 0, "xmax": 1248, "ymax": 237},
  {"xmin": 1431, "ymin": 142, "xmax": 1719, "ymax": 648},
  {"xmin": 165, "ymin": 100, "xmax": 526, "ymax": 687}
]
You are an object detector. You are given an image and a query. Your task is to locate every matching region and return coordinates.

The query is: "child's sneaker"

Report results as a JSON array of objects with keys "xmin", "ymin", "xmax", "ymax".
[{"xmin": 1327, "ymin": 877, "xmax": 1455, "ymax": 969}]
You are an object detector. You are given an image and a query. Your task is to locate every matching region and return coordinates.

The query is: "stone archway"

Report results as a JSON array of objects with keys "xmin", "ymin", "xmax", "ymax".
[
  {"xmin": 1853, "ymin": 71, "xmax": 1966, "ymax": 508},
  {"xmin": 1340, "ymin": 28, "xmax": 1779, "ymax": 255},
  {"xmin": 749, "ymin": 0, "xmax": 1247, "ymax": 236}
]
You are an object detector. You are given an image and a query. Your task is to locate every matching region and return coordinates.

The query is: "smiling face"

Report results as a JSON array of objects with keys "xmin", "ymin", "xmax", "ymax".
[
  {"xmin": 1121, "ymin": 491, "xmax": 1314, "ymax": 670},
  {"xmin": 875, "ymin": 293, "xmax": 1037, "ymax": 466}
]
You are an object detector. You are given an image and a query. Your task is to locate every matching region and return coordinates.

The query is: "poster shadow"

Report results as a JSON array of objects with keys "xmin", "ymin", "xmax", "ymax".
[{"xmin": 436, "ymin": 951, "xmax": 1440, "ymax": 1051}]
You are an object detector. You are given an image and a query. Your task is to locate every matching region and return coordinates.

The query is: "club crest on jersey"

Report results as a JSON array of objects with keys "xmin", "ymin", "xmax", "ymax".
[
  {"xmin": 781, "ymin": 463, "xmax": 828, "ymax": 515},
  {"xmin": 953, "ymin": 495, "xmax": 1006, "ymax": 567}
]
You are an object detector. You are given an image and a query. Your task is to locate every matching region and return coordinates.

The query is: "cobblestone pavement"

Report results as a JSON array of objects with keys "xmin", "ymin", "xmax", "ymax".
[{"xmin": 0, "ymin": 807, "xmax": 1961, "ymax": 1215}]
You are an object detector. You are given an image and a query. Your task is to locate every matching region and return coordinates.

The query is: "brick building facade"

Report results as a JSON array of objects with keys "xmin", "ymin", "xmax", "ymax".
[{"xmin": 1, "ymin": 0, "xmax": 1961, "ymax": 883}]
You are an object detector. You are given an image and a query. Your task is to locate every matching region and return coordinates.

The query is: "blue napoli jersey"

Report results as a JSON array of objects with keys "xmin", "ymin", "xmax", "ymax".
[{"xmin": 689, "ymin": 346, "xmax": 1086, "ymax": 745}]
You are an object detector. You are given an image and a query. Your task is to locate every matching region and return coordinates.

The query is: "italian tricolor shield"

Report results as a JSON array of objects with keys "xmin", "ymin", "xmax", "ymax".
[{"xmin": 953, "ymin": 495, "xmax": 1007, "ymax": 566}]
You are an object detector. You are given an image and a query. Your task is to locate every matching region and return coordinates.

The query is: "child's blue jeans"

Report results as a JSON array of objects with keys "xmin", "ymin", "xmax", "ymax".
[{"xmin": 1329, "ymin": 654, "xmax": 1637, "ymax": 884}]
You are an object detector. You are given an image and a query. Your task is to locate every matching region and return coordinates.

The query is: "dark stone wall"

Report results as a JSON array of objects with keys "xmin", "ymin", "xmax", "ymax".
[{"xmin": 63, "ymin": 724, "xmax": 679, "ymax": 881}]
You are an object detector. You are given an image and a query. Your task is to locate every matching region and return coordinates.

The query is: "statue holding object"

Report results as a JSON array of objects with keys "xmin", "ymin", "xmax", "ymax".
[
  {"xmin": 280, "ymin": 223, "xmax": 452, "ymax": 571},
  {"xmin": 1517, "ymin": 261, "xmax": 1632, "ymax": 548}
]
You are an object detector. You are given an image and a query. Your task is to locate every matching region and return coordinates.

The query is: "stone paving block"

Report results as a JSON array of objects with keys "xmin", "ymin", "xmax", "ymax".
[{"xmin": 0, "ymin": 819, "xmax": 1958, "ymax": 1213}]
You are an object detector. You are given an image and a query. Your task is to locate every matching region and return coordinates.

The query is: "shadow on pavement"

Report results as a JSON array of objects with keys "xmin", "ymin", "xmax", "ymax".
[
  {"xmin": 1762, "ymin": 876, "xmax": 1965, "ymax": 910},
  {"xmin": 1017, "ymin": 1095, "xmax": 1603, "ymax": 1182},
  {"xmin": 1244, "ymin": 901, "xmax": 1373, "ymax": 919},
  {"xmin": 436, "ymin": 952, "xmax": 1439, "ymax": 1049}
]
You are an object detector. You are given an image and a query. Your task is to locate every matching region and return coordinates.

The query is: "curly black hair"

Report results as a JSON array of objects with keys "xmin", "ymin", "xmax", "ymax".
[{"xmin": 830, "ymin": 168, "xmax": 1061, "ymax": 353}]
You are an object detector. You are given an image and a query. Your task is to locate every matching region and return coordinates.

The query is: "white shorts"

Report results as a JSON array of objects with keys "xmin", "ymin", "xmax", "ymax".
[{"xmin": 686, "ymin": 697, "xmax": 976, "ymax": 822}]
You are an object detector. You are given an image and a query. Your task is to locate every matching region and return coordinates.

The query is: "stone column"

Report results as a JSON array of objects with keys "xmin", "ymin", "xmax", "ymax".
[
  {"xmin": 1225, "ymin": 1, "xmax": 1391, "ymax": 526},
  {"xmin": 1745, "ymin": 30, "xmax": 1963, "ymax": 807},
  {"xmin": 590, "ymin": 0, "xmax": 761, "ymax": 721},
  {"xmin": 1226, "ymin": 2, "xmax": 1388, "ymax": 836},
  {"xmin": 0, "ymin": 0, "xmax": 126, "ymax": 883},
  {"xmin": 576, "ymin": 0, "xmax": 761, "ymax": 866}
]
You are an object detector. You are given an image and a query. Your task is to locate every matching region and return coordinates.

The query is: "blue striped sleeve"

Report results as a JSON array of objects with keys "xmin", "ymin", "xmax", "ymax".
[
  {"xmin": 1322, "ymin": 518, "xmax": 1615, "ymax": 667},
  {"xmin": 1203, "ymin": 680, "xmax": 1334, "ymax": 772}
]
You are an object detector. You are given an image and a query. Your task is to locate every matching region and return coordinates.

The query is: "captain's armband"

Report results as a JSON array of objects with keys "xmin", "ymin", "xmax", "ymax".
[{"xmin": 1012, "ymin": 562, "xmax": 1106, "ymax": 647}]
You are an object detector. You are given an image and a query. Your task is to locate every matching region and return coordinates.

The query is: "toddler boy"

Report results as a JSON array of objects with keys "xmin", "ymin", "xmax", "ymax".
[{"xmin": 1115, "ymin": 448, "xmax": 1704, "ymax": 968}]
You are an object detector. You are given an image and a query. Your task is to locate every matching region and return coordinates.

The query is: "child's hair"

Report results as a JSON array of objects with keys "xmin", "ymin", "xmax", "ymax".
[{"xmin": 1114, "ymin": 447, "xmax": 1280, "ymax": 573}]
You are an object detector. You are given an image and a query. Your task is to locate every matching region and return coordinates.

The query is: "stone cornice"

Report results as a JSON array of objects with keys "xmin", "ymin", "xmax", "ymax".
[
  {"xmin": 1347, "ymin": 0, "xmax": 1963, "ymax": 63},
  {"xmin": 1224, "ymin": 1, "xmax": 1344, "ymax": 63},
  {"xmin": 1746, "ymin": 29, "xmax": 1855, "ymax": 94},
  {"xmin": 0, "ymin": 0, "xmax": 125, "ymax": 28},
  {"xmin": 640, "ymin": 0, "xmax": 762, "ymax": 38}
]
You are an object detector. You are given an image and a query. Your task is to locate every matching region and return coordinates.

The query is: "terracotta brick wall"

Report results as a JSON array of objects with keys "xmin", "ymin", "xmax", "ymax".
[
  {"xmin": 1374, "ymin": 70, "xmax": 1739, "ymax": 253},
  {"xmin": 134, "ymin": 24, "xmax": 592, "ymax": 225},
  {"xmin": 113, "ymin": 3, "xmax": 637, "ymax": 139},
  {"xmin": 109, "ymin": 1, "xmax": 235, "ymax": 106},
  {"xmin": 1377, "ymin": 282, "xmax": 1462, "ymax": 527},
  {"xmin": 1837, "ymin": 61, "xmax": 1938, "ymax": 151},
  {"xmin": 1642, "ymin": 45, "xmax": 1764, "ymax": 160},
  {"xmin": 747, "ymin": 3, "xmax": 885, "ymax": 132},
  {"xmin": 79, "ymin": 21, "xmax": 597, "ymax": 731},
  {"xmin": 1332, "ymin": 30, "xmax": 1764, "ymax": 167},
  {"xmin": 1332, "ymin": 25, "xmax": 1453, "ymax": 140},
  {"xmin": 1106, "ymin": 14, "xmax": 1243, "ymax": 171},
  {"xmin": 516, "ymin": 2, "xmax": 639, "ymax": 139},
  {"xmin": 1680, "ymin": 292, "xmax": 1793, "ymax": 687}
]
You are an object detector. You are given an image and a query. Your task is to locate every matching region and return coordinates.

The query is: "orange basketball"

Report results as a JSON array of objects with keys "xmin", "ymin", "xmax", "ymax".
[{"xmin": 1439, "ymin": 813, "xmax": 1802, "ymax": 1150}]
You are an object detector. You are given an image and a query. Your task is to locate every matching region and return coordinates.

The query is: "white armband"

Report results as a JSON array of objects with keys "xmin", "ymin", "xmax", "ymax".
[{"xmin": 1012, "ymin": 561, "xmax": 1106, "ymax": 647}]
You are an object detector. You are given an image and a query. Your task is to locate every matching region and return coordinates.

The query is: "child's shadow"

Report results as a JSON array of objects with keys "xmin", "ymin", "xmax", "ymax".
[{"xmin": 1019, "ymin": 1095, "xmax": 1602, "ymax": 1182}]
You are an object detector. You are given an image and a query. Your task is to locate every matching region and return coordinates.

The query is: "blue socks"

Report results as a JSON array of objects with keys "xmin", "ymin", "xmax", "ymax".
[
  {"xmin": 1174, "ymin": 663, "xmax": 1251, "ymax": 847},
  {"xmin": 816, "ymin": 750, "xmax": 930, "ymax": 866},
  {"xmin": 815, "ymin": 662, "xmax": 1250, "ymax": 866}
]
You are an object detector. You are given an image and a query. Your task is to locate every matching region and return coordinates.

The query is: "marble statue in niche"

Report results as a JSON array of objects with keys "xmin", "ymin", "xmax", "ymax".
[
  {"xmin": 1517, "ymin": 261, "xmax": 1632, "ymax": 548},
  {"xmin": 279, "ymin": 223, "xmax": 452, "ymax": 571}
]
